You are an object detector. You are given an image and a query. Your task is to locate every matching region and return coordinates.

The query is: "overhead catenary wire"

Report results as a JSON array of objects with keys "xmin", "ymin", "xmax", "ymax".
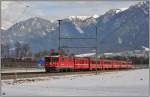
[{"xmin": 58, "ymin": 19, "xmax": 99, "ymax": 74}]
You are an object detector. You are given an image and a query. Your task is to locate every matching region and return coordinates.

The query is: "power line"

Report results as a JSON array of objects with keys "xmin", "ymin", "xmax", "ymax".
[{"xmin": 58, "ymin": 20, "xmax": 99, "ymax": 74}]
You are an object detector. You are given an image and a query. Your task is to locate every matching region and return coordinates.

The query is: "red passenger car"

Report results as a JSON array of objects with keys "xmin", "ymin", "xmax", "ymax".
[{"xmin": 44, "ymin": 55, "xmax": 133, "ymax": 72}]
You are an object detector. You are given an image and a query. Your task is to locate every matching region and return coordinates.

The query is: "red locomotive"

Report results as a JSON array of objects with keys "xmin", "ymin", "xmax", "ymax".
[{"xmin": 44, "ymin": 51, "xmax": 133, "ymax": 72}]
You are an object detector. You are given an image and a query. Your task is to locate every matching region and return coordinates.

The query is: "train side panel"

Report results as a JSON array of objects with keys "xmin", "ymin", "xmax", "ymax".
[
  {"xmin": 59, "ymin": 56, "xmax": 74, "ymax": 69},
  {"xmin": 44, "ymin": 56, "xmax": 133, "ymax": 72},
  {"xmin": 74, "ymin": 57, "xmax": 89, "ymax": 70}
]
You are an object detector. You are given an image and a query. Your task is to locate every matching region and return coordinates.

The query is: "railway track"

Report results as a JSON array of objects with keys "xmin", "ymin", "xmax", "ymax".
[
  {"xmin": 1, "ymin": 71, "xmax": 95, "ymax": 80},
  {"xmin": 1, "ymin": 69, "xmax": 133, "ymax": 80}
]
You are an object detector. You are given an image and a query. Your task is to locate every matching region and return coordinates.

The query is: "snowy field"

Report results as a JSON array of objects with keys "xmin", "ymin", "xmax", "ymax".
[
  {"xmin": 2, "ymin": 69, "xmax": 149, "ymax": 96},
  {"xmin": 1, "ymin": 68, "xmax": 45, "ymax": 73}
]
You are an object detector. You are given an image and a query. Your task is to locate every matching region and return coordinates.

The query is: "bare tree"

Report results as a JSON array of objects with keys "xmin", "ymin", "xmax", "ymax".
[
  {"xmin": 15, "ymin": 41, "xmax": 22, "ymax": 59},
  {"xmin": 15, "ymin": 41, "xmax": 32, "ymax": 59},
  {"xmin": 22, "ymin": 43, "xmax": 32, "ymax": 57},
  {"xmin": 1, "ymin": 43, "xmax": 10, "ymax": 58}
]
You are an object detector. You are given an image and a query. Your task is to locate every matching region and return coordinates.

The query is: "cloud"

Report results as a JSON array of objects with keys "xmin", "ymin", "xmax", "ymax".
[
  {"xmin": 2, "ymin": 2, "xmax": 11, "ymax": 10},
  {"xmin": 1, "ymin": 1, "xmax": 33, "ymax": 29},
  {"xmin": 1, "ymin": 1, "xmax": 139, "ymax": 30}
]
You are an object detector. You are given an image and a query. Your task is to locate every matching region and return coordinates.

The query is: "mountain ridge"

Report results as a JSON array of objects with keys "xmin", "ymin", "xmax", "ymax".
[{"xmin": 1, "ymin": 1, "xmax": 149, "ymax": 54}]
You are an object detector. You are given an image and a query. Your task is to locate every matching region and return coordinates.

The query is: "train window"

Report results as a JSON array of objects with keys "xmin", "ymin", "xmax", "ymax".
[
  {"xmin": 123, "ymin": 62, "xmax": 126, "ymax": 65},
  {"xmin": 62, "ymin": 57, "xmax": 64, "ymax": 62},
  {"xmin": 92, "ymin": 61, "xmax": 95, "ymax": 64},
  {"xmin": 104, "ymin": 61, "xmax": 111, "ymax": 64},
  {"xmin": 86, "ymin": 60, "xmax": 88, "ymax": 63},
  {"xmin": 82, "ymin": 60, "xmax": 84, "ymax": 64},
  {"xmin": 52, "ymin": 57, "xmax": 58, "ymax": 62},
  {"xmin": 77, "ymin": 60, "xmax": 79, "ymax": 64},
  {"xmin": 85, "ymin": 60, "xmax": 87, "ymax": 64},
  {"xmin": 45, "ymin": 57, "xmax": 50, "ymax": 62},
  {"xmin": 75, "ymin": 60, "xmax": 77, "ymax": 64},
  {"xmin": 75, "ymin": 59, "xmax": 77, "ymax": 64},
  {"xmin": 80, "ymin": 60, "xmax": 82, "ymax": 64}
]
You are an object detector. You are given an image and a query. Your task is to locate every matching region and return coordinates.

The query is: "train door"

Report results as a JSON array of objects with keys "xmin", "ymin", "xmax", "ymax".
[
  {"xmin": 45, "ymin": 57, "xmax": 51, "ymax": 67},
  {"xmin": 51, "ymin": 56, "xmax": 59, "ymax": 67},
  {"xmin": 100, "ymin": 59, "xmax": 104, "ymax": 70}
]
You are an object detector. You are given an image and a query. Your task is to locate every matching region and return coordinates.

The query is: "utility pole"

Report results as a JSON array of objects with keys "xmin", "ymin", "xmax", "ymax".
[
  {"xmin": 58, "ymin": 19, "xmax": 99, "ymax": 74},
  {"xmin": 58, "ymin": 20, "xmax": 62, "ymax": 50},
  {"xmin": 12, "ymin": 5, "xmax": 30, "ymax": 82},
  {"xmin": 95, "ymin": 26, "xmax": 98, "ymax": 74}
]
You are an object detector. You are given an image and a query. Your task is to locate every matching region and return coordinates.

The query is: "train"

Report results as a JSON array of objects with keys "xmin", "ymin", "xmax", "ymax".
[{"xmin": 44, "ymin": 52, "xmax": 133, "ymax": 72}]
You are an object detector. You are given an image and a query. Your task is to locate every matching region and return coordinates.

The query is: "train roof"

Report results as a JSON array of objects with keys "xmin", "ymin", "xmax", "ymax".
[{"xmin": 45, "ymin": 55, "xmax": 60, "ymax": 57}]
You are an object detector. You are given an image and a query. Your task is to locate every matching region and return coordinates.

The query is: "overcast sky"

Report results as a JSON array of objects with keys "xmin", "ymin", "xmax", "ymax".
[{"xmin": 2, "ymin": 1, "xmax": 140, "ymax": 30}]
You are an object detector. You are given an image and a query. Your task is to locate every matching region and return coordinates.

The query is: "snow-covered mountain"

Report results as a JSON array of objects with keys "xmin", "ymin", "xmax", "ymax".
[
  {"xmin": 94, "ymin": 1, "xmax": 149, "ymax": 52},
  {"xmin": 69, "ymin": 15, "xmax": 99, "ymax": 21},
  {"xmin": 1, "ymin": 1, "xmax": 149, "ymax": 53},
  {"xmin": 5, "ymin": 17, "xmax": 56, "ymax": 38}
]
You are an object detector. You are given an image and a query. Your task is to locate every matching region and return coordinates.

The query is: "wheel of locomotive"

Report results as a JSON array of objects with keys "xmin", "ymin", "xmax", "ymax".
[
  {"xmin": 65, "ymin": 68, "xmax": 68, "ymax": 72},
  {"xmin": 68, "ymin": 68, "xmax": 72, "ymax": 72},
  {"xmin": 59, "ymin": 69, "xmax": 63, "ymax": 72},
  {"xmin": 71, "ymin": 69, "xmax": 74, "ymax": 72},
  {"xmin": 45, "ymin": 67, "xmax": 51, "ymax": 72},
  {"xmin": 66, "ymin": 68, "xmax": 69, "ymax": 72},
  {"xmin": 62, "ymin": 68, "xmax": 66, "ymax": 72},
  {"xmin": 56, "ymin": 68, "xmax": 60, "ymax": 72}
]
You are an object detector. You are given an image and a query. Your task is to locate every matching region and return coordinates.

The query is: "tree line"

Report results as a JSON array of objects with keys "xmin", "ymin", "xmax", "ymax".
[
  {"xmin": 1, "ymin": 41, "xmax": 32, "ymax": 59},
  {"xmin": 1, "ymin": 42, "xmax": 149, "ymax": 65}
]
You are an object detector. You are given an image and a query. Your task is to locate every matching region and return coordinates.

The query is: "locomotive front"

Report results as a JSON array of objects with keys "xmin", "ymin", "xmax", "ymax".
[{"xmin": 45, "ymin": 55, "xmax": 60, "ymax": 72}]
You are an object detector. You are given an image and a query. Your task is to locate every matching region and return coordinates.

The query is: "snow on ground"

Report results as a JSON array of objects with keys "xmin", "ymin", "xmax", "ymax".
[
  {"xmin": 2, "ymin": 69, "xmax": 149, "ymax": 96},
  {"xmin": 1, "ymin": 68, "xmax": 45, "ymax": 73}
]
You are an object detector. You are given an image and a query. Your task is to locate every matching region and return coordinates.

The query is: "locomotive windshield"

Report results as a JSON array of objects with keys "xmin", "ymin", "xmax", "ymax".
[
  {"xmin": 45, "ymin": 56, "xmax": 59, "ymax": 62},
  {"xmin": 45, "ymin": 57, "xmax": 51, "ymax": 62},
  {"xmin": 52, "ymin": 57, "xmax": 59, "ymax": 62}
]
